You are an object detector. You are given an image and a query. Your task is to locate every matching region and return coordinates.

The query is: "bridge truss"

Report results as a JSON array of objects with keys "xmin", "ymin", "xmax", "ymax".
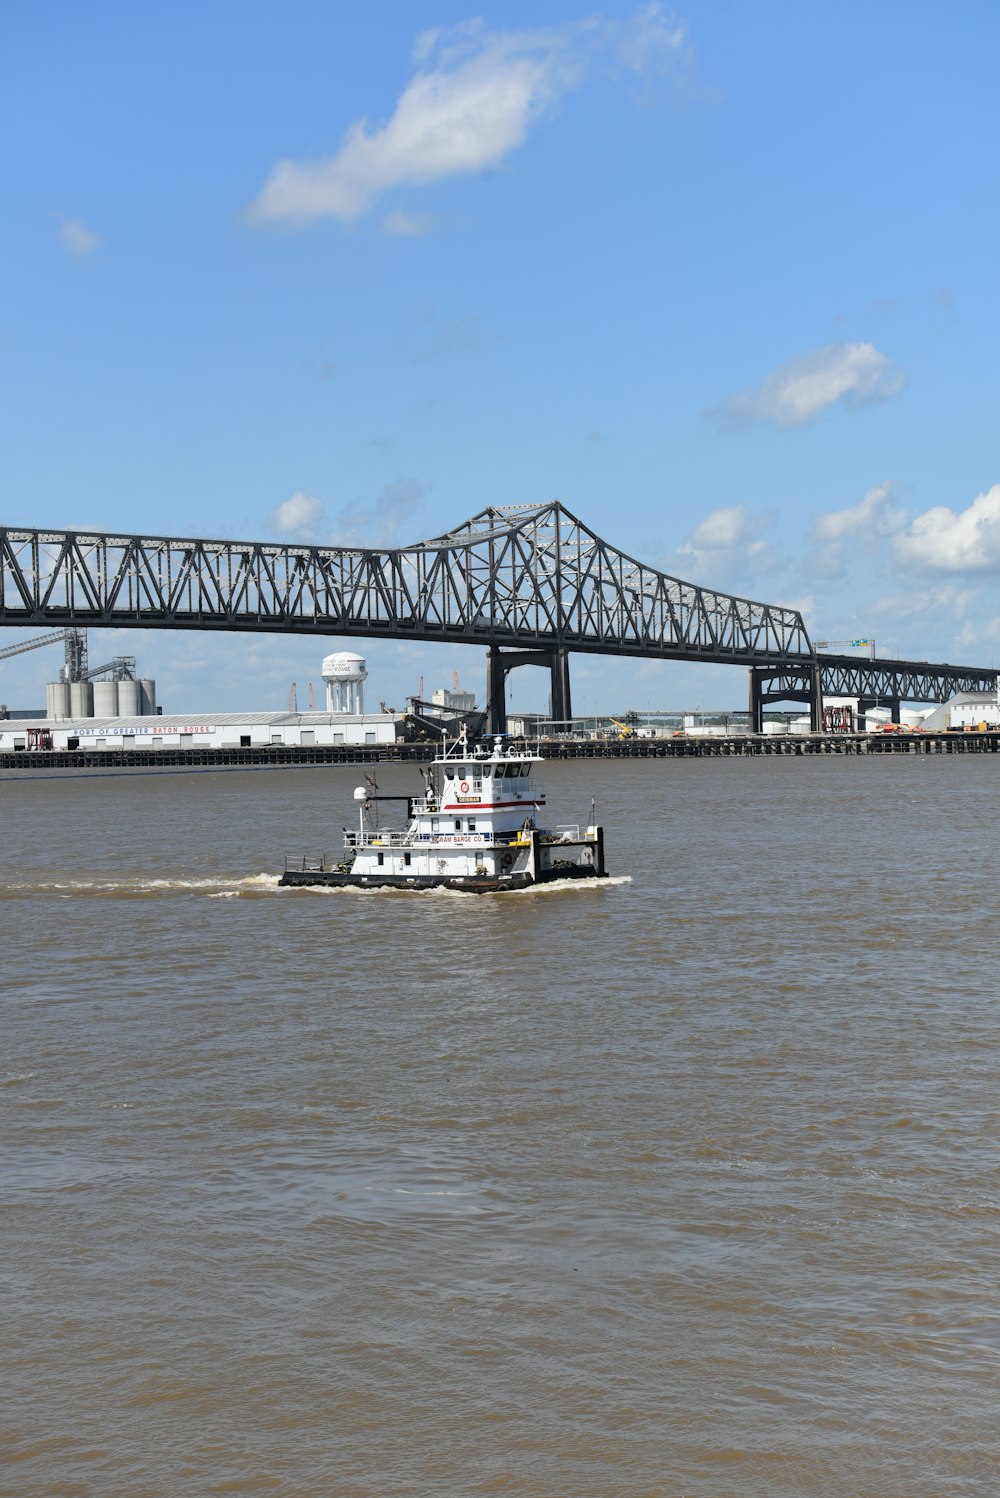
[
  {"xmin": 1, "ymin": 503, "xmax": 994, "ymax": 730},
  {"xmin": 750, "ymin": 656, "xmax": 999, "ymax": 732},
  {"xmin": 0, "ymin": 503, "xmax": 811, "ymax": 663}
]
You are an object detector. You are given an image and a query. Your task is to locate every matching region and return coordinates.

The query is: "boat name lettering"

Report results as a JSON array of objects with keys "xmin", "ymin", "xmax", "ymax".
[{"xmin": 415, "ymin": 833, "xmax": 488, "ymax": 844}]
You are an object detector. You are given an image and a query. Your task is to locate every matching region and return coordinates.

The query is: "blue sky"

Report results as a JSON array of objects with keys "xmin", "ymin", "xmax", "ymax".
[{"xmin": 2, "ymin": 0, "xmax": 998, "ymax": 715}]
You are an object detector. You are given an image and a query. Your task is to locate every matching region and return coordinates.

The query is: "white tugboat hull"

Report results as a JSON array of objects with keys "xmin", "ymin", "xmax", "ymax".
[
  {"xmin": 278, "ymin": 734, "xmax": 608, "ymax": 893},
  {"xmin": 280, "ymin": 858, "xmax": 606, "ymax": 894}
]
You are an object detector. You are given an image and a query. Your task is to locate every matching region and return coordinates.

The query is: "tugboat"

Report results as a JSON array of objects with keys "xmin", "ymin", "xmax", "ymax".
[{"xmin": 279, "ymin": 731, "xmax": 607, "ymax": 892}]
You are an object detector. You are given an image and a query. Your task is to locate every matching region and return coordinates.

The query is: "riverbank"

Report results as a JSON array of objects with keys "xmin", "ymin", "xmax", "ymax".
[{"xmin": 2, "ymin": 728, "xmax": 998, "ymax": 775}]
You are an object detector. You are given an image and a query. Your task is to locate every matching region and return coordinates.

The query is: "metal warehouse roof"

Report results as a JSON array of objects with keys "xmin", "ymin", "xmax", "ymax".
[{"xmin": 0, "ymin": 710, "xmax": 397, "ymax": 731}]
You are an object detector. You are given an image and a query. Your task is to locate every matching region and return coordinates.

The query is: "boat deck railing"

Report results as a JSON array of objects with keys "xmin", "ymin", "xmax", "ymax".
[{"xmin": 283, "ymin": 852, "xmax": 332, "ymax": 872}]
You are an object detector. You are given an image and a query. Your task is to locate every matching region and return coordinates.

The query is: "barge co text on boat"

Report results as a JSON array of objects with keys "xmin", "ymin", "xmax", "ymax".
[{"xmin": 279, "ymin": 732, "xmax": 607, "ymax": 892}]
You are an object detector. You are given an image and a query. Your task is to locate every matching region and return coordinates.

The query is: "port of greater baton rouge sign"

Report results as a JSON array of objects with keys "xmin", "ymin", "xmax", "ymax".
[{"xmin": 73, "ymin": 724, "xmax": 216, "ymax": 736}]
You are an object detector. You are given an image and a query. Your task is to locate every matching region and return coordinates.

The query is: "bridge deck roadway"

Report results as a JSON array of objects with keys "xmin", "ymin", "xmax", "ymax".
[{"xmin": 1, "ymin": 515, "xmax": 995, "ymax": 730}]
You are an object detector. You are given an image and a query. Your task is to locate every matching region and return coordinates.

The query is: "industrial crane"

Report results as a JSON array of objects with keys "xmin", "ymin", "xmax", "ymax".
[
  {"xmin": 0, "ymin": 627, "xmax": 136, "ymax": 682},
  {"xmin": 0, "ymin": 627, "xmax": 88, "ymax": 679},
  {"xmin": 286, "ymin": 681, "xmax": 319, "ymax": 712}
]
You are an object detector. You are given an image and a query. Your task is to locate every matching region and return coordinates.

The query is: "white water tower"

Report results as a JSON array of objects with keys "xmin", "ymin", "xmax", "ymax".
[{"xmin": 322, "ymin": 651, "xmax": 367, "ymax": 714}]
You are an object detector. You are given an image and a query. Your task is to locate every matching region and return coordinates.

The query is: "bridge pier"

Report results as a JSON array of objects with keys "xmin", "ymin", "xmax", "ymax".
[
  {"xmin": 485, "ymin": 646, "xmax": 572, "ymax": 736},
  {"xmin": 749, "ymin": 665, "xmax": 816, "ymax": 733},
  {"xmin": 550, "ymin": 647, "xmax": 572, "ymax": 727},
  {"xmin": 486, "ymin": 647, "xmax": 508, "ymax": 736},
  {"xmin": 748, "ymin": 669, "xmax": 764, "ymax": 735},
  {"xmin": 810, "ymin": 664, "xmax": 824, "ymax": 733}
]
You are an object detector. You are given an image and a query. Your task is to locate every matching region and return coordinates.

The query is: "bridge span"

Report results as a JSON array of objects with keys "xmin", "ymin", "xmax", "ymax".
[{"xmin": 1, "ymin": 502, "xmax": 995, "ymax": 730}]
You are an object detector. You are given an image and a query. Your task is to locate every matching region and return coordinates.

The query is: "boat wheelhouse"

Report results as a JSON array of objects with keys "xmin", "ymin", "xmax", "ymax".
[{"xmin": 279, "ymin": 732, "xmax": 606, "ymax": 892}]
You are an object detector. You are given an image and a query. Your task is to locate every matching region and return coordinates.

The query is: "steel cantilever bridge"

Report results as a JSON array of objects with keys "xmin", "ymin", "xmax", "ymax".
[{"xmin": 1, "ymin": 502, "xmax": 995, "ymax": 731}]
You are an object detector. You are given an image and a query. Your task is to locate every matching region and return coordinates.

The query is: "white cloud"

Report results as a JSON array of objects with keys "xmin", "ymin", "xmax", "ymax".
[
  {"xmin": 872, "ymin": 582, "xmax": 978, "ymax": 627},
  {"xmin": 265, "ymin": 489, "xmax": 326, "ymax": 542},
  {"xmin": 681, "ymin": 503, "xmax": 775, "ymax": 553},
  {"xmin": 59, "ymin": 217, "xmax": 101, "ymax": 256},
  {"xmin": 615, "ymin": 2, "xmax": 689, "ymax": 74},
  {"xmin": 894, "ymin": 484, "xmax": 1000, "ymax": 574},
  {"xmin": 264, "ymin": 479, "xmax": 426, "ymax": 549},
  {"xmin": 329, "ymin": 477, "xmax": 426, "ymax": 548},
  {"xmin": 674, "ymin": 504, "xmax": 786, "ymax": 586},
  {"xmin": 247, "ymin": 7, "xmax": 688, "ymax": 226},
  {"xmin": 716, "ymin": 342, "xmax": 907, "ymax": 429},
  {"xmin": 383, "ymin": 209, "xmax": 435, "ymax": 236},
  {"xmin": 811, "ymin": 481, "xmax": 904, "ymax": 542},
  {"xmin": 783, "ymin": 593, "xmax": 816, "ymax": 626}
]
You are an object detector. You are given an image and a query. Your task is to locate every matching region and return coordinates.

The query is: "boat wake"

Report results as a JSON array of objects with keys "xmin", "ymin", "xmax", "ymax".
[
  {"xmin": 2, "ymin": 872, "xmax": 631, "ymax": 901},
  {"xmin": 1, "ymin": 874, "xmax": 283, "ymax": 900}
]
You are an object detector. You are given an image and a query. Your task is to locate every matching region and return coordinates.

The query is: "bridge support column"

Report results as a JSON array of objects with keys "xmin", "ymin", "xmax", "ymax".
[
  {"xmin": 484, "ymin": 646, "xmax": 572, "ymax": 735},
  {"xmin": 486, "ymin": 647, "xmax": 508, "ymax": 737},
  {"xmin": 748, "ymin": 669, "xmax": 764, "ymax": 735},
  {"xmin": 550, "ymin": 648, "xmax": 572, "ymax": 729},
  {"xmin": 889, "ymin": 699, "xmax": 901, "ymax": 725},
  {"xmin": 810, "ymin": 664, "xmax": 825, "ymax": 733}
]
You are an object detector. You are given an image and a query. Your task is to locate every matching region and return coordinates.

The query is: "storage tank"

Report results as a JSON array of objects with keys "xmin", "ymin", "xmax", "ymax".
[
  {"xmin": 138, "ymin": 678, "xmax": 156, "ymax": 716},
  {"xmin": 118, "ymin": 679, "xmax": 141, "ymax": 717},
  {"xmin": 70, "ymin": 680, "xmax": 94, "ymax": 718},
  {"xmin": 93, "ymin": 680, "xmax": 119, "ymax": 717},
  {"xmin": 46, "ymin": 681, "xmax": 71, "ymax": 719}
]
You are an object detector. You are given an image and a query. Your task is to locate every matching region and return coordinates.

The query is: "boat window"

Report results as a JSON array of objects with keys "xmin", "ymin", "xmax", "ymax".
[
  {"xmin": 404, "ymin": 853, "xmax": 412, "ymax": 866},
  {"xmin": 467, "ymin": 820, "xmax": 477, "ymax": 832},
  {"xmin": 377, "ymin": 852, "xmax": 384, "ymax": 866},
  {"xmin": 454, "ymin": 819, "xmax": 462, "ymax": 831}
]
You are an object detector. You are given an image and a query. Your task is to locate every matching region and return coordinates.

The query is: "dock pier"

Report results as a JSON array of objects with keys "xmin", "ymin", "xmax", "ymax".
[{"xmin": 1, "ymin": 730, "xmax": 998, "ymax": 774}]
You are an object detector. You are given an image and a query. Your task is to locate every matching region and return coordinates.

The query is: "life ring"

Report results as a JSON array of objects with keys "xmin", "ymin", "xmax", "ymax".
[{"xmin": 459, "ymin": 780, "xmax": 470, "ymax": 793}]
